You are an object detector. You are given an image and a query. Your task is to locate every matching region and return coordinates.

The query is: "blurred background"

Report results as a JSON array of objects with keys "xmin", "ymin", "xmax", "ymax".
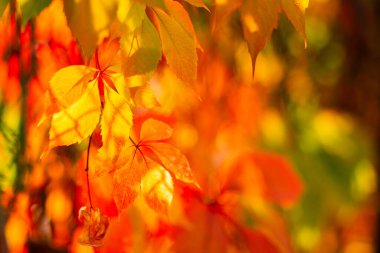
[{"xmin": 0, "ymin": 0, "xmax": 379, "ymax": 252}]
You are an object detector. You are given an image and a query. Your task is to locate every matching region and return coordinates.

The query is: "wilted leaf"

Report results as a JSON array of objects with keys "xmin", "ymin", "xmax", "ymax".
[
  {"xmin": 78, "ymin": 206, "xmax": 109, "ymax": 247},
  {"xmin": 153, "ymin": 7, "xmax": 197, "ymax": 83}
]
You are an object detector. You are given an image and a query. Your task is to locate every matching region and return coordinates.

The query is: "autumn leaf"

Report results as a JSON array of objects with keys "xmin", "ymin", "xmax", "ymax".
[
  {"xmin": 184, "ymin": 0, "xmax": 209, "ymax": 11},
  {"xmin": 170, "ymin": 186, "xmax": 283, "ymax": 253},
  {"xmin": 49, "ymin": 80, "xmax": 101, "ymax": 148},
  {"xmin": 223, "ymin": 152, "xmax": 303, "ymax": 207},
  {"xmin": 120, "ymin": 14, "xmax": 162, "ymax": 77},
  {"xmin": 49, "ymin": 65, "xmax": 95, "ymax": 108},
  {"xmin": 63, "ymin": 0, "xmax": 118, "ymax": 57},
  {"xmin": 48, "ymin": 48, "xmax": 132, "ymax": 159},
  {"xmin": 78, "ymin": 206, "xmax": 109, "ymax": 247},
  {"xmin": 19, "ymin": 0, "xmax": 52, "ymax": 27},
  {"xmin": 112, "ymin": 118, "xmax": 198, "ymax": 214},
  {"xmin": 240, "ymin": 0, "xmax": 308, "ymax": 75},
  {"xmin": 0, "ymin": 0, "xmax": 9, "ymax": 17},
  {"xmin": 153, "ymin": 5, "xmax": 197, "ymax": 83}
]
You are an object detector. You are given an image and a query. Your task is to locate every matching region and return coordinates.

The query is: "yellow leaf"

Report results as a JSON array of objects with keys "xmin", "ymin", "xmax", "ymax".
[
  {"xmin": 141, "ymin": 164, "xmax": 174, "ymax": 214},
  {"xmin": 154, "ymin": 7, "xmax": 197, "ymax": 83},
  {"xmin": 99, "ymin": 85, "xmax": 133, "ymax": 167},
  {"xmin": 49, "ymin": 65, "xmax": 96, "ymax": 108},
  {"xmin": 49, "ymin": 82, "xmax": 101, "ymax": 149},
  {"xmin": 134, "ymin": 84, "xmax": 160, "ymax": 109},
  {"xmin": 63, "ymin": 0, "xmax": 118, "ymax": 57},
  {"xmin": 117, "ymin": 0, "xmax": 146, "ymax": 32}
]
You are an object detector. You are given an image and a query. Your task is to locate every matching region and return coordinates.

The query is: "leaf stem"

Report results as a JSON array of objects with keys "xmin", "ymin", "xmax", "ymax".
[
  {"xmin": 95, "ymin": 48, "xmax": 100, "ymax": 70},
  {"xmin": 86, "ymin": 133, "xmax": 94, "ymax": 209},
  {"xmin": 129, "ymin": 136, "xmax": 137, "ymax": 146}
]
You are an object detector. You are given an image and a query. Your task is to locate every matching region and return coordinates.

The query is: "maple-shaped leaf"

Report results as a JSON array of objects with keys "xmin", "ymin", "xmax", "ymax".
[
  {"xmin": 78, "ymin": 206, "xmax": 109, "ymax": 247},
  {"xmin": 112, "ymin": 118, "xmax": 198, "ymax": 214},
  {"xmin": 48, "ymin": 48, "xmax": 132, "ymax": 158},
  {"xmin": 240, "ymin": 0, "xmax": 308, "ymax": 74},
  {"xmin": 152, "ymin": 2, "xmax": 197, "ymax": 84}
]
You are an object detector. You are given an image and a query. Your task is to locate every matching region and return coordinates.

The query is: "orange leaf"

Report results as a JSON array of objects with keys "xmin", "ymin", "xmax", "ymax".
[
  {"xmin": 140, "ymin": 118, "xmax": 173, "ymax": 141},
  {"xmin": 112, "ymin": 118, "xmax": 198, "ymax": 214},
  {"xmin": 224, "ymin": 152, "xmax": 303, "ymax": 207},
  {"xmin": 240, "ymin": 0, "xmax": 307, "ymax": 75}
]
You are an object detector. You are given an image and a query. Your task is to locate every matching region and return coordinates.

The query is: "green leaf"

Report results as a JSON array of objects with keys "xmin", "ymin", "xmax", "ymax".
[
  {"xmin": 63, "ymin": 0, "xmax": 118, "ymax": 58},
  {"xmin": 0, "ymin": 0, "xmax": 10, "ymax": 17},
  {"xmin": 121, "ymin": 16, "xmax": 162, "ymax": 77},
  {"xmin": 19, "ymin": 0, "xmax": 52, "ymax": 26},
  {"xmin": 117, "ymin": 0, "xmax": 146, "ymax": 32}
]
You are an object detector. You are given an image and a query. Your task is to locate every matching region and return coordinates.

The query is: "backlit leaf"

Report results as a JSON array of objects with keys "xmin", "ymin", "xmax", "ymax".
[
  {"xmin": 49, "ymin": 82, "xmax": 101, "ymax": 149},
  {"xmin": 112, "ymin": 118, "xmax": 198, "ymax": 214},
  {"xmin": 49, "ymin": 65, "xmax": 96, "ymax": 108},
  {"xmin": 140, "ymin": 118, "xmax": 172, "ymax": 141},
  {"xmin": 184, "ymin": 0, "xmax": 209, "ymax": 11},
  {"xmin": 141, "ymin": 162, "xmax": 174, "ymax": 213},
  {"xmin": 63, "ymin": 0, "xmax": 118, "ymax": 57},
  {"xmin": 99, "ymin": 85, "xmax": 132, "ymax": 167},
  {"xmin": 150, "ymin": 142, "xmax": 198, "ymax": 186},
  {"xmin": 117, "ymin": 0, "xmax": 145, "ymax": 32},
  {"xmin": 240, "ymin": 0, "xmax": 281, "ymax": 75},
  {"xmin": 154, "ymin": 7, "xmax": 197, "ymax": 83},
  {"xmin": 19, "ymin": 0, "xmax": 52, "ymax": 27},
  {"xmin": 241, "ymin": 0, "xmax": 307, "ymax": 75},
  {"xmin": 121, "ymin": 16, "xmax": 162, "ymax": 77},
  {"xmin": 113, "ymin": 146, "xmax": 141, "ymax": 212},
  {"xmin": 0, "ymin": 0, "xmax": 9, "ymax": 17}
]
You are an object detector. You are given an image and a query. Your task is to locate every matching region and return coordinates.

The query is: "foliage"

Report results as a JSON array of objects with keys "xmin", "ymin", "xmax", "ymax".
[{"xmin": 0, "ymin": 0, "xmax": 378, "ymax": 253}]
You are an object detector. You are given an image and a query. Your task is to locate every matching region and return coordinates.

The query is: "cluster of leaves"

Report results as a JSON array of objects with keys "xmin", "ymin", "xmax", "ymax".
[{"xmin": 0, "ymin": 0, "xmax": 318, "ymax": 252}]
